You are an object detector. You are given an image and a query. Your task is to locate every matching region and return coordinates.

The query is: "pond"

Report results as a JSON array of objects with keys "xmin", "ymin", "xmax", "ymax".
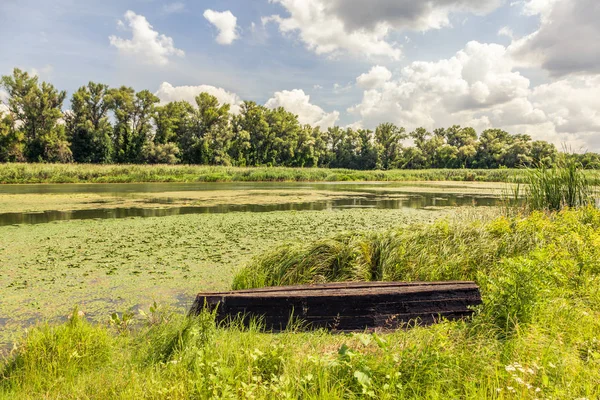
[{"xmin": 0, "ymin": 181, "xmax": 508, "ymax": 225}]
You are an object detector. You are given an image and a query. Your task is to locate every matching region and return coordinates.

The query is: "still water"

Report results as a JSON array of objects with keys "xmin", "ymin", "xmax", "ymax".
[{"xmin": 0, "ymin": 182, "xmax": 505, "ymax": 225}]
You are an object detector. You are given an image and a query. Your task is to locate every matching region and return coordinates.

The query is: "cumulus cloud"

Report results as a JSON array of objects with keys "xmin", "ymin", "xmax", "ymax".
[
  {"xmin": 265, "ymin": 89, "xmax": 340, "ymax": 129},
  {"xmin": 155, "ymin": 82, "xmax": 243, "ymax": 114},
  {"xmin": 348, "ymin": 40, "xmax": 600, "ymax": 150},
  {"xmin": 328, "ymin": 0, "xmax": 503, "ymax": 31},
  {"xmin": 109, "ymin": 10, "xmax": 184, "ymax": 65},
  {"xmin": 263, "ymin": 0, "xmax": 503, "ymax": 59},
  {"xmin": 511, "ymin": 0, "xmax": 600, "ymax": 76},
  {"xmin": 203, "ymin": 10, "xmax": 239, "ymax": 45},
  {"xmin": 356, "ymin": 66, "xmax": 392, "ymax": 89},
  {"xmin": 530, "ymin": 76, "xmax": 600, "ymax": 136}
]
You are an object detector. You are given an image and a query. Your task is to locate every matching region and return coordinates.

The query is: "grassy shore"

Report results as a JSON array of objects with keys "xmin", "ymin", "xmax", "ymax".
[
  {"xmin": 0, "ymin": 163, "xmax": 529, "ymax": 184},
  {"xmin": 2, "ymin": 207, "xmax": 600, "ymax": 399}
]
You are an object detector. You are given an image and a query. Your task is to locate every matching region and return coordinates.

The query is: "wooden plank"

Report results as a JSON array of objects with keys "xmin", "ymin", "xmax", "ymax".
[{"xmin": 190, "ymin": 281, "xmax": 481, "ymax": 331}]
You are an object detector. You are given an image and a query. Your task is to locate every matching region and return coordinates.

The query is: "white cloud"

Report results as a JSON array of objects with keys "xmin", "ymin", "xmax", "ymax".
[
  {"xmin": 109, "ymin": 10, "xmax": 184, "ymax": 66},
  {"xmin": 264, "ymin": 0, "xmax": 503, "ymax": 59},
  {"xmin": 511, "ymin": 0, "xmax": 600, "ymax": 76},
  {"xmin": 497, "ymin": 26, "xmax": 513, "ymax": 39},
  {"xmin": 265, "ymin": 89, "xmax": 340, "ymax": 129},
  {"xmin": 30, "ymin": 64, "xmax": 54, "ymax": 78},
  {"xmin": 356, "ymin": 65, "xmax": 392, "ymax": 89},
  {"xmin": 203, "ymin": 10, "xmax": 239, "ymax": 45},
  {"xmin": 530, "ymin": 76, "xmax": 600, "ymax": 136},
  {"xmin": 333, "ymin": 82, "xmax": 353, "ymax": 94},
  {"xmin": 155, "ymin": 82, "xmax": 243, "ymax": 114},
  {"xmin": 163, "ymin": 2, "xmax": 185, "ymax": 14},
  {"xmin": 348, "ymin": 40, "xmax": 600, "ymax": 150}
]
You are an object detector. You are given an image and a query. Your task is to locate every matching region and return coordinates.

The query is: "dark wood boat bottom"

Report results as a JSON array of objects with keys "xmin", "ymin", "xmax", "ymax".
[{"xmin": 190, "ymin": 281, "xmax": 482, "ymax": 331}]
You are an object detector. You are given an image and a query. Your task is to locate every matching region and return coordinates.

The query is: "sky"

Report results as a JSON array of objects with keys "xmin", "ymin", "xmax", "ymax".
[{"xmin": 1, "ymin": 0, "xmax": 599, "ymax": 150}]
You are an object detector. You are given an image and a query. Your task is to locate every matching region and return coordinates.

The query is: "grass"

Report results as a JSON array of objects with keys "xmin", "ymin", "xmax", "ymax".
[
  {"xmin": 0, "ymin": 207, "xmax": 458, "ymax": 348},
  {"xmin": 3, "ymin": 207, "xmax": 600, "ymax": 398},
  {"xmin": 0, "ymin": 163, "xmax": 534, "ymax": 184},
  {"xmin": 524, "ymin": 159, "xmax": 595, "ymax": 211}
]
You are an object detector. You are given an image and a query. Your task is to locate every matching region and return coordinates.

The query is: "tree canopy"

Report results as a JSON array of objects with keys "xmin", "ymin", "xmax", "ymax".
[{"xmin": 1, "ymin": 68, "xmax": 596, "ymax": 169}]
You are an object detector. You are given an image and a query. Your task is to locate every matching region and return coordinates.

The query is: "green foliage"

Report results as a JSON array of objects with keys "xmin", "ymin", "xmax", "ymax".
[
  {"xmin": 141, "ymin": 141, "xmax": 180, "ymax": 164},
  {"xmin": 1, "ymin": 68, "xmax": 71, "ymax": 162},
  {"xmin": 66, "ymin": 82, "xmax": 113, "ymax": 163},
  {"xmin": 7, "ymin": 66, "xmax": 600, "ymax": 168},
  {"xmin": 0, "ymin": 309, "xmax": 112, "ymax": 393},
  {"xmin": 524, "ymin": 157, "xmax": 594, "ymax": 211}
]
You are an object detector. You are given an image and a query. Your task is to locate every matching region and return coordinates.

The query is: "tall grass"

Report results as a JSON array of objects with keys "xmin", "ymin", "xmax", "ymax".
[
  {"xmin": 523, "ymin": 158, "xmax": 595, "ymax": 211},
  {"xmin": 0, "ymin": 163, "xmax": 535, "ymax": 184},
  {"xmin": 232, "ymin": 213, "xmax": 543, "ymax": 290},
  {"xmin": 3, "ymin": 208, "xmax": 600, "ymax": 398}
]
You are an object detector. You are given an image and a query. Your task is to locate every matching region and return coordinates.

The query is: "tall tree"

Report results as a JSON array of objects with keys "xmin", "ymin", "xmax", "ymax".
[
  {"xmin": 1, "ymin": 68, "xmax": 71, "ymax": 162},
  {"xmin": 374, "ymin": 123, "xmax": 406, "ymax": 169},
  {"xmin": 444, "ymin": 125, "xmax": 478, "ymax": 168},
  {"xmin": 477, "ymin": 128, "xmax": 513, "ymax": 168},
  {"xmin": 356, "ymin": 129, "xmax": 378, "ymax": 170},
  {"xmin": 66, "ymin": 82, "xmax": 113, "ymax": 163},
  {"xmin": 180, "ymin": 93, "xmax": 232, "ymax": 165},
  {"xmin": 106, "ymin": 87, "xmax": 159, "ymax": 163},
  {"xmin": 232, "ymin": 101, "xmax": 271, "ymax": 166},
  {"xmin": 0, "ymin": 106, "xmax": 24, "ymax": 161},
  {"xmin": 530, "ymin": 140, "xmax": 557, "ymax": 167},
  {"xmin": 266, "ymin": 107, "xmax": 301, "ymax": 166}
]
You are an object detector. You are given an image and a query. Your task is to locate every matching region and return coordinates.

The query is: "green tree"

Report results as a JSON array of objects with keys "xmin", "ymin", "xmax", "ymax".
[
  {"xmin": 445, "ymin": 125, "xmax": 478, "ymax": 168},
  {"xmin": 327, "ymin": 127, "xmax": 360, "ymax": 169},
  {"xmin": 66, "ymin": 82, "xmax": 113, "ymax": 163},
  {"xmin": 266, "ymin": 107, "xmax": 301, "ymax": 166},
  {"xmin": 374, "ymin": 123, "xmax": 406, "ymax": 169},
  {"xmin": 106, "ymin": 87, "xmax": 159, "ymax": 163},
  {"xmin": 180, "ymin": 93, "xmax": 232, "ymax": 165},
  {"xmin": 502, "ymin": 134, "xmax": 533, "ymax": 167},
  {"xmin": 1, "ymin": 68, "xmax": 71, "ymax": 162},
  {"xmin": 141, "ymin": 142, "xmax": 180, "ymax": 164},
  {"xmin": 232, "ymin": 101, "xmax": 271, "ymax": 166},
  {"xmin": 0, "ymin": 106, "xmax": 24, "ymax": 161},
  {"xmin": 356, "ymin": 129, "xmax": 378, "ymax": 170},
  {"xmin": 404, "ymin": 128, "xmax": 430, "ymax": 168},
  {"xmin": 530, "ymin": 140, "xmax": 557, "ymax": 167},
  {"xmin": 153, "ymin": 101, "xmax": 193, "ymax": 146},
  {"xmin": 477, "ymin": 128, "xmax": 513, "ymax": 168}
]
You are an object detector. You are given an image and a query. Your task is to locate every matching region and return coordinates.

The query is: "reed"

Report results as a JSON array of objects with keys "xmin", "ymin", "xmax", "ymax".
[{"xmin": 523, "ymin": 157, "xmax": 594, "ymax": 211}]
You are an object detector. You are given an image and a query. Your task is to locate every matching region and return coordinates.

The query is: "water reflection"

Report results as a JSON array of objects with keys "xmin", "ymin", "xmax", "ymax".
[{"xmin": 0, "ymin": 192, "xmax": 502, "ymax": 226}]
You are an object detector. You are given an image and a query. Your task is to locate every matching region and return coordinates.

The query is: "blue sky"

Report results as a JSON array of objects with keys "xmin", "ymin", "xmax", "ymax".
[{"xmin": 1, "ymin": 0, "xmax": 599, "ymax": 150}]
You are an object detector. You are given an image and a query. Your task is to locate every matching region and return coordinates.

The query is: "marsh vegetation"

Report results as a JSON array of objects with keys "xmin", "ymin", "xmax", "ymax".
[{"xmin": 1, "ymin": 162, "xmax": 599, "ymax": 399}]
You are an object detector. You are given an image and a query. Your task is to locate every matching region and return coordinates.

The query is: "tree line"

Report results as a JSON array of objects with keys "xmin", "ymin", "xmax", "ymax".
[{"xmin": 1, "ymin": 68, "xmax": 599, "ymax": 169}]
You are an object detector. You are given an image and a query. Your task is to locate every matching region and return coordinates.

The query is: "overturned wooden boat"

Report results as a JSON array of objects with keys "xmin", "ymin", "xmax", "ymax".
[{"xmin": 190, "ymin": 281, "xmax": 482, "ymax": 331}]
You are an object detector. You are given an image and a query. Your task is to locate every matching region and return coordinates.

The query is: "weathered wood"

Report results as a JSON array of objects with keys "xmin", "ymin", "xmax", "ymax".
[{"xmin": 190, "ymin": 281, "xmax": 481, "ymax": 331}]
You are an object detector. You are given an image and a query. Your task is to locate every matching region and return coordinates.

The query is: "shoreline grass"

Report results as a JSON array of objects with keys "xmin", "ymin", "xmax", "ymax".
[
  {"xmin": 0, "ymin": 163, "xmax": 533, "ymax": 184},
  {"xmin": 3, "ymin": 207, "xmax": 600, "ymax": 398}
]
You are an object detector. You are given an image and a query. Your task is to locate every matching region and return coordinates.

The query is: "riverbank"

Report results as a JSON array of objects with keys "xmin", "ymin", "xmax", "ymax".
[{"xmin": 0, "ymin": 163, "xmax": 529, "ymax": 184}]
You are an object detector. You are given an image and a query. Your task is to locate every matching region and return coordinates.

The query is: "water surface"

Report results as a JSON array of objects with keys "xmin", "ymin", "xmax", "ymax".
[{"xmin": 0, "ymin": 181, "xmax": 505, "ymax": 225}]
